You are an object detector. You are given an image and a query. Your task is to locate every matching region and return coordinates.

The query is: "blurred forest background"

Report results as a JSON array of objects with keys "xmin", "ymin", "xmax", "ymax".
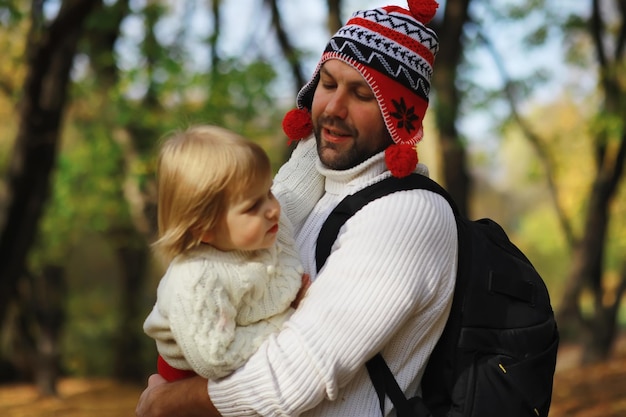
[{"xmin": 0, "ymin": 0, "xmax": 625, "ymax": 411}]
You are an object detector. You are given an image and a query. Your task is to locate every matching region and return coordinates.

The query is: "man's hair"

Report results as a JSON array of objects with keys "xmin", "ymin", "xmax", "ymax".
[{"xmin": 153, "ymin": 125, "xmax": 271, "ymax": 262}]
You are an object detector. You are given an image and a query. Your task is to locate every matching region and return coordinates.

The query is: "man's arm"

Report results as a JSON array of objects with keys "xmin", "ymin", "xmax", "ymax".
[
  {"xmin": 136, "ymin": 374, "xmax": 219, "ymax": 417},
  {"xmin": 137, "ymin": 189, "xmax": 457, "ymax": 416},
  {"xmin": 207, "ymin": 189, "xmax": 457, "ymax": 416},
  {"xmin": 272, "ymin": 138, "xmax": 324, "ymax": 232}
]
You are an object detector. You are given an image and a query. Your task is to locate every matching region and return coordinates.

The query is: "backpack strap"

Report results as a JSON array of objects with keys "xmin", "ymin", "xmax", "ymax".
[
  {"xmin": 366, "ymin": 354, "xmax": 394, "ymax": 416},
  {"xmin": 315, "ymin": 173, "xmax": 455, "ymax": 417},
  {"xmin": 315, "ymin": 174, "xmax": 459, "ymax": 272},
  {"xmin": 366, "ymin": 353, "xmax": 409, "ymax": 416}
]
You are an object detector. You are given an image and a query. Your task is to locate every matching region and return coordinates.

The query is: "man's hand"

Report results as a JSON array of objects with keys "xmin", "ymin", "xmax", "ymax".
[{"xmin": 136, "ymin": 374, "xmax": 220, "ymax": 417}]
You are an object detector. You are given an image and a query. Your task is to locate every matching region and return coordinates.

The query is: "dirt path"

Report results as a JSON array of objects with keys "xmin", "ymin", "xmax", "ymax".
[{"xmin": 0, "ymin": 378, "xmax": 143, "ymax": 417}]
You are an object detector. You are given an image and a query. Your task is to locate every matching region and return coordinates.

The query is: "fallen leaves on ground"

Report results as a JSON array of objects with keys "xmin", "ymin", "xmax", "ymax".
[
  {"xmin": 0, "ymin": 378, "xmax": 143, "ymax": 417},
  {"xmin": 549, "ymin": 336, "xmax": 626, "ymax": 417}
]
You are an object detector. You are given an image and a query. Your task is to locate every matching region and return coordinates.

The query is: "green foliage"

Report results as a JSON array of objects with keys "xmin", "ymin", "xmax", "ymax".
[
  {"xmin": 15, "ymin": 0, "xmax": 291, "ymax": 379},
  {"xmin": 62, "ymin": 286, "xmax": 120, "ymax": 376},
  {"xmin": 60, "ymin": 233, "xmax": 121, "ymax": 376},
  {"xmin": 515, "ymin": 205, "xmax": 570, "ymax": 305},
  {"xmin": 589, "ymin": 112, "xmax": 625, "ymax": 145},
  {"xmin": 562, "ymin": 13, "xmax": 594, "ymax": 68},
  {"xmin": 606, "ymin": 182, "xmax": 626, "ymax": 272},
  {"xmin": 29, "ymin": 126, "xmax": 131, "ymax": 270},
  {"xmin": 0, "ymin": 0, "xmax": 25, "ymax": 26},
  {"xmin": 504, "ymin": 0, "xmax": 547, "ymax": 19}
]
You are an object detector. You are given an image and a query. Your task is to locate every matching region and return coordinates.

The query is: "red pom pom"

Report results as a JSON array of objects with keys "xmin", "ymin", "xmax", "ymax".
[
  {"xmin": 282, "ymin": 108, "xmax": 313, "ymax": 145},
  {"xmin": 385, "ymin": 144, "xmax": 418, "ymax": 178},
  {"xmin": 407, "ymin": 0, "xmax": 438, "ymax": 24},
  {"xmin": 157, "ymin": 355, "xmax": 196, "ymax": 382}
]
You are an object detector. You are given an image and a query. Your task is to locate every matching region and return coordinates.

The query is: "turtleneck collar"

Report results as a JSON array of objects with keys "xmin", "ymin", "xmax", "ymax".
[{"xmin": 316, "ymin": 151, "xmax": 430, "ymax": 196}]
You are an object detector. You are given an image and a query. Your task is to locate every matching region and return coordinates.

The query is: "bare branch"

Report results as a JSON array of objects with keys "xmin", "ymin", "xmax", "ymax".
[
  {"xmin": 476, "ymin": 30, "xmax": 576, "ymax": 249},
  {"xmin": 326, "ymin": 0, "xmax": 342, "ymax": 34},
  {"xmin": 591, "ymin": 0, "xmax": 608, "ymax": 68},
  {"xmin": 616, "ymin": 0, "xmax": 626, "ymax": 58},
  {"xmin": 209, "ymin": 0, "xmax": 221, "ymax": 74},
  {"xmin": 263, "ymin": 0, "xmax": 306, "ymax": 93}
]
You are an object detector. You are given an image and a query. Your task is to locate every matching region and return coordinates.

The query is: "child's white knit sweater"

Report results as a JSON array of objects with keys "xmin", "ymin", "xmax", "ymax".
[
  {"xmin": 143, "ymin": 213, "xmax": 301, "ymax": 379},
  {"xmin": 208, "ymin": 139, "xmax": 458, "ymax": 416}
]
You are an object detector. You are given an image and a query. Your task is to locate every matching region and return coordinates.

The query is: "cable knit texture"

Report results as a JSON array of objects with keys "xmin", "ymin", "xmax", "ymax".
[
  {"xmin": 209, "ymin": 140, "xmax": 458, "ymax": 416},
  {"xmin": 143, "ymin": 138, "xmax": 324, "ymax": 380},
  {"xmin": 143, "ymin": 213, "xmax": 303, "ymax": 379}
]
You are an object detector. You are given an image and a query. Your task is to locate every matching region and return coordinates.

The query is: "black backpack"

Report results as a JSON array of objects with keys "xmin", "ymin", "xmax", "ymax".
[{"xmin": 315, "ymin": 173, "xmax": 559, "ymax": 417}]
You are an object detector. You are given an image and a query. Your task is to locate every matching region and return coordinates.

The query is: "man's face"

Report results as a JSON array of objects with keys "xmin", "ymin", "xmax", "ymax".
[{"xmin": 311, "ymin": 59, "xmax": 393, "ymax": 170}]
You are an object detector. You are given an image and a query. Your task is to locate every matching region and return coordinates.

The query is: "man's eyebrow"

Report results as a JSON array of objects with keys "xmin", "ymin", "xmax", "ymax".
[
  {"xmin": 319, "ymin": 66, "xmax": 369, "ymax": 88},
  {"xmin": 319, "ymin": 66, "xmax": 333, "ymax": 78}
]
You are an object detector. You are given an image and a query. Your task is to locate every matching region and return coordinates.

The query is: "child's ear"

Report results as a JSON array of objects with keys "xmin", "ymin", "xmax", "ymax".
[{"xmin": 199, "ymin": 230, "xmax": 213, "ymax": 244}]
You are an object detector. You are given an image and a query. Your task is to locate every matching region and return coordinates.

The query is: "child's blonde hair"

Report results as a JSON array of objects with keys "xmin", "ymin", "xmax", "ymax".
[{"xmin": 153, "ymin": 125, "xmax": 271, "ymax": 262}]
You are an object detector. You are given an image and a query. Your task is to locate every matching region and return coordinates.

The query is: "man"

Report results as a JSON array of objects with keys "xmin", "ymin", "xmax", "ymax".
[{"xmin": 136, "ymin": 0, "xmax": 457, "ymax": 415}]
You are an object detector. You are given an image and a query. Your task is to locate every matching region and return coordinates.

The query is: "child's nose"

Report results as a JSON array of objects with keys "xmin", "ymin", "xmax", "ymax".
[{"xmin": 267, "ymin": 200, "xmax": 280, "ymax": 219}]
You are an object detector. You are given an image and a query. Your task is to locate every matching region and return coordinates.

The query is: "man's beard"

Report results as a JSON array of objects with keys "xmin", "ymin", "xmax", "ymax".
[
  {"xmin": 314, "ymin": 116, "xmax": 390, "ymax": 171},
  {"xmin": 315, "ymin": 135, "xmax": 363, "ymax": 170}
]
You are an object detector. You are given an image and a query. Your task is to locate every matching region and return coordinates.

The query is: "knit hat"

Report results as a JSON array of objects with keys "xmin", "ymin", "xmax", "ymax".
[{"xmin": 282, "ymin": 0, "xmax": 439, "ymax": 178}]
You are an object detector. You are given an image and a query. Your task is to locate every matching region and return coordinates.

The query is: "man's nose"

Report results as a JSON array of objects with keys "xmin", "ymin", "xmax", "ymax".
[{"xmin": 324, "ymin": 90, "xmax": 348, "ymax": 119}]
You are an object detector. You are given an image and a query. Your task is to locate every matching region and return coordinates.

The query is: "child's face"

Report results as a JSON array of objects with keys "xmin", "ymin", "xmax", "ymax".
[{"xmin": 206, "ymin": 172, "xmax": 281, "ymax": 252}]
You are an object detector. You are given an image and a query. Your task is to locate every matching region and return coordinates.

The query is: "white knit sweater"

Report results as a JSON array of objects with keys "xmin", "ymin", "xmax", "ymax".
[
  {"xmin": 143, "ymin": 139, "xmax": 325, "ymax": 380},
  {"xmin": 208, "ymin": 139, "xmax": 458, "ymax": 416}
]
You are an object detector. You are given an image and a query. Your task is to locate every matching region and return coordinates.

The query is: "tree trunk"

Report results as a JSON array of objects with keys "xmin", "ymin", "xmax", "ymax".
[
  {"xmin": 33, "ymin": 265, "xmax": 66, "ymax": 395},
  {"xmin": 557, "ymin": 179, "xmax": 610, "ymax": 330},
  {"xmin": 431, "ymin": 0, "xmax": 471, "ymax": 216},
  {"xmin": 557, "ymin": 0, "xmax": 626, "ymax": 362},
  {"xmin": 112, "ymin": 230, "xmax": 150, "ymax": 382},
  {"xmin": 1, "ymin": 265, "xmax": 66, "ymax": 395},
  {"xmin": 0, "ymin": 0, "xmax": 102, "ymax": 338}
]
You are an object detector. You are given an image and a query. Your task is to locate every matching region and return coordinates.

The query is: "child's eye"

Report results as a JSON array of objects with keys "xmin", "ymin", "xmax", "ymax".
[{"xmin": 245, "ymin": 200, "xmax": 261, "ymax": 213}]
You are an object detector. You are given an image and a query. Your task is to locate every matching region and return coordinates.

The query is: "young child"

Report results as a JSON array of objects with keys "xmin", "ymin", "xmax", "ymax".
[{"xmin": 143, "ymin": 125, "xmax": 313, "ymax": 381}]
